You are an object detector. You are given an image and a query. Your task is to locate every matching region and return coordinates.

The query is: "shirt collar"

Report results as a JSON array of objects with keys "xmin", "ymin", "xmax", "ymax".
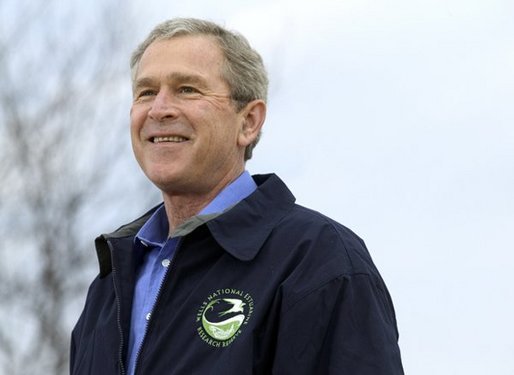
[
  {"xmin": 199, "ymin": 170, "xmax": 257, "ymax": 215},
  {"xmin": 135, "ymin": 171, "xmax": 257, "ymax": 247}
]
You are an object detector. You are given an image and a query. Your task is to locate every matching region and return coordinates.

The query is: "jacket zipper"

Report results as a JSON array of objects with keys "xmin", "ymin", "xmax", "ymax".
[
  {"xmin": 111, "ymin": 263, "xmax": 126, "ymax": 375},
  {"xmin": 133, "ymin": 238, "xmax": 183, "ymax": 375}
]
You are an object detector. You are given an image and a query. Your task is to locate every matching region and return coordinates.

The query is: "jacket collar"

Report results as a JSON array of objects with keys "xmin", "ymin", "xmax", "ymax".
[
  {"xmin": 95, "ymin": 173, "xmax": 295, "ymax": 277},
  {"xmin": 206, "ymin": 174, "xmax": 296, "ymax": 261},
  {"xmin": 95, "ymin": 206, "xmax": 159, "ymax": 278}
]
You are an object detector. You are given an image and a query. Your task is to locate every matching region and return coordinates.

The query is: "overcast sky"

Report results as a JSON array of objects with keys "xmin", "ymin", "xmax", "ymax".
[{"xmin": 124, "ymin": 1, "xmax": 514, "ymax": 373}]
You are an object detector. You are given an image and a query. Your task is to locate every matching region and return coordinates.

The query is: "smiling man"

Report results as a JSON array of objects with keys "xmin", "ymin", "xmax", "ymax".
[
  {"xmin": 71, "ymin": 18, "xmax": 404, "ymax": 375},
  {"xmin": 130, "ymin": 35, "xmax": 263, "ymax": 228}
]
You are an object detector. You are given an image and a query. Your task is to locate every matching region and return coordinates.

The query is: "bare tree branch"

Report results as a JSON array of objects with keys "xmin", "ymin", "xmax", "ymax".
[{"xmin": 0, "ymin": 1, "xmax": 159, "ymax": 374}]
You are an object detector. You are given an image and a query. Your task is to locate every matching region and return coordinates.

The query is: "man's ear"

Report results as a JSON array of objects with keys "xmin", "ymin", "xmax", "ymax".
[{"xmin": 238, "ymin": 100, "xmax": 266, "ymax": 147}]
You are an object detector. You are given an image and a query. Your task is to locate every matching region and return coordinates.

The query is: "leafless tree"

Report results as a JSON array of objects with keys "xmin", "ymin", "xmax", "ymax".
[{"xmin": 0, "ymin": 1, "xmax": 158, "ymax": 374}]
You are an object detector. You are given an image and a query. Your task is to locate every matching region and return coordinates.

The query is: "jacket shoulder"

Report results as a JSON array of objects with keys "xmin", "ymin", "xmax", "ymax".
[
  {"xmin": 260, "ymin": 203, "xmax": 387, "ymax": 313},
  {"xmin": 281, "ymin": 203, "xmax": 378, "ymax": 273}
]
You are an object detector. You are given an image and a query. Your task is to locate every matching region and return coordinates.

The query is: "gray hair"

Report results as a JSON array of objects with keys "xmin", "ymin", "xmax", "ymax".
[{"xmin": 130, "ymin": 18, "xmax": 268, "ymax": 160}]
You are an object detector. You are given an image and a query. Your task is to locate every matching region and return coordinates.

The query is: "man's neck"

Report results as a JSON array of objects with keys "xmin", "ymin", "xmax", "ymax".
[
  {"xmin": 162, "ymin": 193, "xmax": 216, "ymax": 235},
  {"xmin": 162, "ymin": 169, "xmax": 244, "ymax": 235}
]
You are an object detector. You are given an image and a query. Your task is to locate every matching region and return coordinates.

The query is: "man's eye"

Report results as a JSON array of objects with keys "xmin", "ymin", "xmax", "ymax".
[
  {"xmin": 178, "ymin": 86, "xmax": 198, "ymax": 94},
  {"xmin": 138, "ymin": 89, "xmax": 156, "ymax": 98}
]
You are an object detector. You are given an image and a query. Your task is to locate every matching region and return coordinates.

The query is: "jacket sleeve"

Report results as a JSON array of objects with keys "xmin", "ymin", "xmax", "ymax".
[{"xmin": 272, "ymin": 274, "xmax": 404, "ymax": 375}]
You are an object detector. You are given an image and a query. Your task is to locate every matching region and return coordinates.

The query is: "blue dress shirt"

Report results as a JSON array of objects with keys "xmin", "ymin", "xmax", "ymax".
[{"xmin": 126, "ymin": 171, "xmax": 257, "ymax": 375}]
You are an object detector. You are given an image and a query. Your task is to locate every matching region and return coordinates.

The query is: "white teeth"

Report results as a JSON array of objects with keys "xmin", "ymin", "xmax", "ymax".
[{"xmin": 153, "ymin": 136, "xmax": 188, "ymax": 143}]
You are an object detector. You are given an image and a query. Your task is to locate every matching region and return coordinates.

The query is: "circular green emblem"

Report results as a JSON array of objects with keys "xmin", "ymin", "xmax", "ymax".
[{"xmin": 196, "ymin": 289, "xmax": 254, "ymax": 347}]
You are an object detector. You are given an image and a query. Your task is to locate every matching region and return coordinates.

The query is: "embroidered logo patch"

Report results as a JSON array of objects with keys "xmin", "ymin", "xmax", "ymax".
[{"xmin": 196, "ymin": 288, "xmax": 254, "ymax": 347}]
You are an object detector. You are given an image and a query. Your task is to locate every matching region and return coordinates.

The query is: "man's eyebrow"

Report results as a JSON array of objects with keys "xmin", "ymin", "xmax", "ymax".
[
  {"xmin": 166, "ymin": 72, "xmax": 208, "ymax": 86},
  {"xmin": 133, "ymin": 77, "xmax": 156, "ymax": 91},
  {"xmin": 133, "ymin": 73, "xmax": 208, "ymax": 91}
]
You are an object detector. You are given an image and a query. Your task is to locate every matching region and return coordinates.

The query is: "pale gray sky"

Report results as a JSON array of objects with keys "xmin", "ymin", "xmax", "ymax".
[{"xmin": 125, "ymin": 1, "xmax": 514, "ymax": 373}]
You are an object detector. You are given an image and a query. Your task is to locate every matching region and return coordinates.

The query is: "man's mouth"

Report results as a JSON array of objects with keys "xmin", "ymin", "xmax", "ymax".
[{"xmin": 152, "ymin": 136, "xmax": 189, "ymax": 143}]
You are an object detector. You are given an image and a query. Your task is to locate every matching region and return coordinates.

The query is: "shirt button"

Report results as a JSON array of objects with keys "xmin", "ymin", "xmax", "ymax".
[
  {"xmin": 146, "ymin": 312, "xmax": 151, "ymax": 321},
  {"xmin": 161, "ymin": 259, "xmax": 171, "ymax": 268}
]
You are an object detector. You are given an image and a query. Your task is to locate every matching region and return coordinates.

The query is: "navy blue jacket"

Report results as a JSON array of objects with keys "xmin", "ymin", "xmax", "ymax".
[{"xmin": 71, "ymin": 174, "xmax": 403, "ymax": 374}]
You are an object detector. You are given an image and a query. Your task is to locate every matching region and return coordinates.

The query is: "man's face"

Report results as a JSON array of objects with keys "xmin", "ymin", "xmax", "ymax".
[{"xmin": 130, "ymin": 36, "xmax": 247, "ymax": 196}]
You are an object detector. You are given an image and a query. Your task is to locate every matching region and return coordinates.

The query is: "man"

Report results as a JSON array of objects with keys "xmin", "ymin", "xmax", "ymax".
[{"xmin": 71, "ymin": 18, "xmax": 404, "ymax": 375}]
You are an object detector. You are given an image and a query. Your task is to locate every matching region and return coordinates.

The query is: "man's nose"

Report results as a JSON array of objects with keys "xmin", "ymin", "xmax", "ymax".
[{"xmin": 147, "ymin": 89, "xmax": 179, "ymax": 121}]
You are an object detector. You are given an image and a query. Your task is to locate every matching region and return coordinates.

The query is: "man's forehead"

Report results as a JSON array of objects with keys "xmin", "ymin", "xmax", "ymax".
[
  {"xmin": 133, "ymin": 39, "xmax": 229, "ymax": 92},
  {"xmin": 136, "ymin": 35, "xmax": 224, "ymax": 74}
]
